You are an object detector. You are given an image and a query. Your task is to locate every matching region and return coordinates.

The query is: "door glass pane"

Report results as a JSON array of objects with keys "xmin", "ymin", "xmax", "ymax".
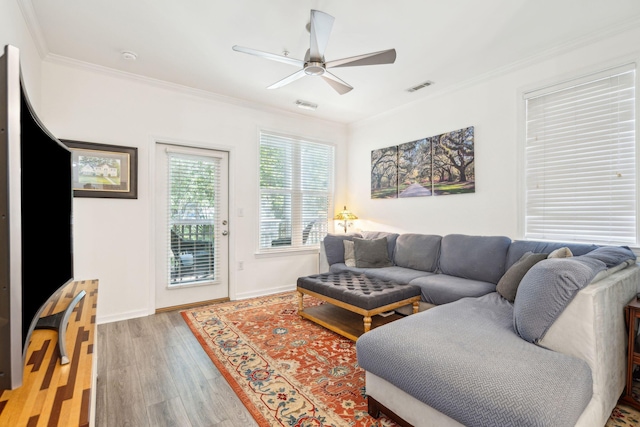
[{"xmin": 168, "ymin": 153, "xmax": 219, "ymax": 286}]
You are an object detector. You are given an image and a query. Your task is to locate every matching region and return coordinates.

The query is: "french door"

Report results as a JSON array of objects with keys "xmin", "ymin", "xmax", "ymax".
[{"xmin": 155, "ymin": 143, "xmax": 229, "ymax": 310}]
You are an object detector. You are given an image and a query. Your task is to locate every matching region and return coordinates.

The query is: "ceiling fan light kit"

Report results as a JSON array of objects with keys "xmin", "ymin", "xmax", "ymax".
[{"xmin": 232, "ymin": 9, "xmax": 396, "ymax": 95}]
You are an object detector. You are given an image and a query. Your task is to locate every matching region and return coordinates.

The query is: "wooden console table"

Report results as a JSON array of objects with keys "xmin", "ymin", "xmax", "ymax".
[{"xmin": 0, "ymin": 279, "xmax": 99, "ymax": 427}]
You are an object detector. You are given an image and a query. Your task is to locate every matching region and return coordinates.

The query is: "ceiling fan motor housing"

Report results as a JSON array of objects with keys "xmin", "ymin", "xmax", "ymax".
[{"xmin": 304, "ymin": 61, "xmax": 325, "ymax": 76}]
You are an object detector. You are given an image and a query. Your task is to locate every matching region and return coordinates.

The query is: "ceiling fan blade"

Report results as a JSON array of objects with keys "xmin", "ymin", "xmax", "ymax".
[
  {"xmin": 322, "ymin": 71, "xmax": 353, "ymax": 95},
  {"xmin": 267, "ymin": 69, "xmax": 307, "ymax": 89},
  {"xmin": 326, "ymin": 48, "xmax": 397, "ymax": 68},
  {"xmin": 232, "ymin": 45, "xmax": 304, "ymax": 68},
  {"xmin": 309, "ymin": 10, "xmax": 334, "ymax": 61}
]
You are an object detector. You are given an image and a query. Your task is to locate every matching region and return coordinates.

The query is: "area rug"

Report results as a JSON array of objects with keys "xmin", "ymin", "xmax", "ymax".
[{"xmin": 181, "ymin": 291, "xmax": 640, "ymax": 427}]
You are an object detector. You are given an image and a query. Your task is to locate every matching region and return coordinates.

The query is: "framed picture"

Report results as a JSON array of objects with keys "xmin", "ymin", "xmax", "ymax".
[{"xmin": 62, "ymin": 140, "xmax": 138, "ymax": 199}]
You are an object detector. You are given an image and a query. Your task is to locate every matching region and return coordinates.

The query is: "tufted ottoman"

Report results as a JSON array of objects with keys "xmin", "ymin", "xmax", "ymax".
[{"xmin": 296, "ymin": 272, "xmax": 421, "ymax": 341}]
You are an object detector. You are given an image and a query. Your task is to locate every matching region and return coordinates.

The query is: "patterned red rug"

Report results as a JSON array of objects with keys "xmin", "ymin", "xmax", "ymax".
[
  {"xmin": 181, "ymin": 291, "xmax": 396, "ymax": 427},
  {"xmin": 182, "ymin": 291, "xmax": 640, "ymax": 427}
]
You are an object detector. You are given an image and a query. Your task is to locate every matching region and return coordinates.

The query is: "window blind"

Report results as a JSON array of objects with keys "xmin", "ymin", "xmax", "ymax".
[
  {"xmin": 167, "ymin": 152, "xmax": 220, "ymax": 285},
  {"xmin": 259, "ymin": 131, "xmax": 334, "ymax": 250},
  {"xmin": 524, "ymin": 65, "xmax": 636, "ymax": 245}
]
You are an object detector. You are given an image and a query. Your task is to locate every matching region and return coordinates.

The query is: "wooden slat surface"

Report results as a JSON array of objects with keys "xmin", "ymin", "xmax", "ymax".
[
  {"xmin": 299, "ymin": 300, "xmax": 406, "ymax": 341},
  {"xmin": 0, "ymin": 280, "xmax": 99, "ymax": 427},
  {"xmin": 297, "ymin": 287, "xmax": 419, "ymax": 341},
  {"xmin": 94, "ymin": 309, "xmax": 257, "ymax": 427}
]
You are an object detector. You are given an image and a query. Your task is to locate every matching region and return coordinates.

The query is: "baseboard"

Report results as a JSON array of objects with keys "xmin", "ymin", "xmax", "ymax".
[
  {"xmin": 235, "ymin": 284, "xmax": 296, "ymax": 300},
  {"xmin": 96, "ymin": 308, "xmax": 149, "ymax": 325},
  {"xmin": 155, "ymin": 297, "xmax": 230, "ymax": 313},
  {"xmin": 97, "ymin": 285, "xmax": 297, "ymax": 324}
]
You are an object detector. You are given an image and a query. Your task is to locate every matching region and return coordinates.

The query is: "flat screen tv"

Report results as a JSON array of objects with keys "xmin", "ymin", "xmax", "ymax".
[{"xmin": 0, "ymin": 45, "xmax": 74, "ymax": 391}]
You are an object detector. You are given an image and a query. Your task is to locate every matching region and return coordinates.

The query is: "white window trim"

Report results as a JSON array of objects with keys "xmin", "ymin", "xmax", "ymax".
[
  {"xmin": 517, "ymin": 60, "xmax": 640, "ymax": 248},
  {"xmin": 255, "ymin": 128, "xmax": 336, "ymax": 255}
]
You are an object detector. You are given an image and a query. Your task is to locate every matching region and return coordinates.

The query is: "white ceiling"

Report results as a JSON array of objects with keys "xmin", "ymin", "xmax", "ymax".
[{"xmin": 22, "ymin": 0, "xmax": 640, "ymax": 124}]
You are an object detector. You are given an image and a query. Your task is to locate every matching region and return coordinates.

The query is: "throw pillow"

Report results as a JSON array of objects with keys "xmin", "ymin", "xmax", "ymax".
[
  {"xmin": 323, "ymin": 233, "xmax": 362, "ymax": 265},
  {"xmin": 547, "ymin": 247, "xmax": 573, "ymax": 258},
  {"xmin": 513, "ymin": 257, "xmax": 606, "ymax": 343},
  {"xmin": 361, "ymin": 231, "xmax": 399, "ymax": 261},
  {"xmin": 581, "ymin": 245, "xmax": 636, "ymax": 268},
  {"xmin": 343, "ymin": 240, "xmax": 356, "ymax": 267},
  {"xmin": 496, "ymin": 252, "xmax": 548, "ymax": 303},
  {"xmin": 353, "ymin": 237, "xmax": 392, "ymax": 268}
]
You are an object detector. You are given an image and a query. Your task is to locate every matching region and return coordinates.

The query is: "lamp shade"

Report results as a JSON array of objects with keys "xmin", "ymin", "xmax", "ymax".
[{"xmin": 334, "ymin": 206, "xmax": 358, "ymax": 221}]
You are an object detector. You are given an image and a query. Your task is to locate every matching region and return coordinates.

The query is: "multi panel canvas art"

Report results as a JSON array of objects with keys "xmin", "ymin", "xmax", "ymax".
[{"xmin": 371, "ymin": 126, "xmax": 475, "ymax": 199}]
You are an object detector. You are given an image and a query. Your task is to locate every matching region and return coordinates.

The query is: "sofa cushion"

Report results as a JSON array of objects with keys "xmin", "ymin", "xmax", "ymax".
[
  {"xmin": 438, "ymin": 234, "xmax": 512, "ymax": 284},
  {"xmin": 362, "ymin": 230, "xmax": 399, "ymax": 262},
  {"xmin": 323, "ymin": 233, "xmax": 362, "ymax": 265},
  {"xmin": 363, "ymin": 266, "xmax": 434, "ymax": 285},
  {"xmin": 329, "ymin": 263, "xmax": 369, "ymax": 275},
  {"xmin": 354, "ymin": 237, "xmax": 393, "ymax": 268},
  {"xmin": 356, "ymin": 293, "xmax": 593, "ymax": 427},
  {"xmin": 506, "ymin": 240, "xmax": 599, "ymax": 270},
  {"xmin": 393, "ymin": 233, "xmax": 442, "ymax": 272},
  {"xmin": 496, "ymin": 252, "xmax": 548, "ymax": 303},
  {"xmin": 514, "ymin": 257, "xmax": 607, "ymax": 343},
  {"xmin": 409, "ymin": 274, "xmax": 496, "ymax": 305}
]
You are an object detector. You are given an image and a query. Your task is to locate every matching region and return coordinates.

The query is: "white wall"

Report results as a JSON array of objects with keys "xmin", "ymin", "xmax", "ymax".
[
  {"xmin": 39, "ymin": 61, "xmax": 348, "ymax": 323},
  {"xmin": 347, "ymin": 26, "xmax": 640, "ymax": 239},
  {"xmin": 6, "ymin": 1, "xmax": 639, "ymax": 323},
  {"xmin": 0, "ymin": 0, "xmax": 43, "ymax": 109}
]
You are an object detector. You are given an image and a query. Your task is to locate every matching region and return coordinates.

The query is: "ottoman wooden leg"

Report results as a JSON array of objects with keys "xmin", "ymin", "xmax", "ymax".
[
  {"xmin": 297, "ymin": 290, "xmax": 304, "ymax": 316},
  {"xmin": 412, "ymin": 301, "xmax": 419, "ymax": 314},
  {"xmin": 363, "ymin": 315, "xmax": 372, "ymax": 333}
]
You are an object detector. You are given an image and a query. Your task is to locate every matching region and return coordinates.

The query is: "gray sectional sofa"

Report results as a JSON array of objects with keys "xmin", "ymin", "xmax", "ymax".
[{"xmin": 318, "ymin": 231, "xmax": 640, "ymax": 427}]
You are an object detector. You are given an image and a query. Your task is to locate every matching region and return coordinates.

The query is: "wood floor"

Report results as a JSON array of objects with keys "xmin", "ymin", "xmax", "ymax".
[{"xmin": 96, "ymin": 309, "xmax": 258, "ymax": 427}]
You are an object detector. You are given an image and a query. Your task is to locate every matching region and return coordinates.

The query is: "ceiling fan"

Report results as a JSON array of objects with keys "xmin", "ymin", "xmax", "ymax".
[{"xmin": 232, "ymin": 9, "xmax": 396, "ymax": 95}]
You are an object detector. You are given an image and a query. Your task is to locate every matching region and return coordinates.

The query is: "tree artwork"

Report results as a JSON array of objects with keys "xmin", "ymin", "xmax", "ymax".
[
  {"xmin": 398, "ymin": 138, "xmax": 432, "ymax": 197},
  {"xmin": 371, "ymin": 126, "xmax": 475, "ymax": 199},
  {"xmin": 432, "ymin": 126, "xmax": 475, "ymax": 195},
  {"xmin": 371, "ymin": 146, "xmax": 398, "ymax": 199}
]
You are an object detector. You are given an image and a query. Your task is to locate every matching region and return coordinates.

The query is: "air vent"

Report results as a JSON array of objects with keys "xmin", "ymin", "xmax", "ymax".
[
  {"xmin": 407, "ymin": 80, "xmax": 434, "ymax": 93},
  {"xmin": 295, "ymin": 100, "xmax": 318, "ymax": 111}
]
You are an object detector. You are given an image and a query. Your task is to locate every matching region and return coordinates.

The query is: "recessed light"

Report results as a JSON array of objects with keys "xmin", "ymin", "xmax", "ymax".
[
  {"xmin": 121, "ymin": 51, "xmax": 138, "ymax": 61},
  {"xmin": 295, "ymin": 100, "xmax": 318, "ymax": 111}
]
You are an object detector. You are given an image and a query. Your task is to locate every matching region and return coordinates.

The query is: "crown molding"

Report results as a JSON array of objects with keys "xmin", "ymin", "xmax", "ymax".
[
  {"xmin": 42, "ymin": 53, "xmax": 344, "ymax": 128},
  {"xmin": 17, "ymin": 0, "xmax": 49, "ymax": 59},
  {"xmin": 351, "ymin": 14, "xmax": 640, "ymax": 129}
]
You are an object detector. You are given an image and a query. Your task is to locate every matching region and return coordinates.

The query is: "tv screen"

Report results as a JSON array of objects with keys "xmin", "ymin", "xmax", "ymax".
[{"xmin": 0, "ymin": 45, "xmax": 74, "ymax": 391}]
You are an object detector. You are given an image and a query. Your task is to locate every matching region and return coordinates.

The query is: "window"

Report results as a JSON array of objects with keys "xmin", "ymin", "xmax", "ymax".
[
  {"xmin": 523, "ymin": 64, "xmax": 636, "ymax": 245},
  {"xmin": 259, "ymin": 131, "xmax": 334, "ymax": 250}
]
